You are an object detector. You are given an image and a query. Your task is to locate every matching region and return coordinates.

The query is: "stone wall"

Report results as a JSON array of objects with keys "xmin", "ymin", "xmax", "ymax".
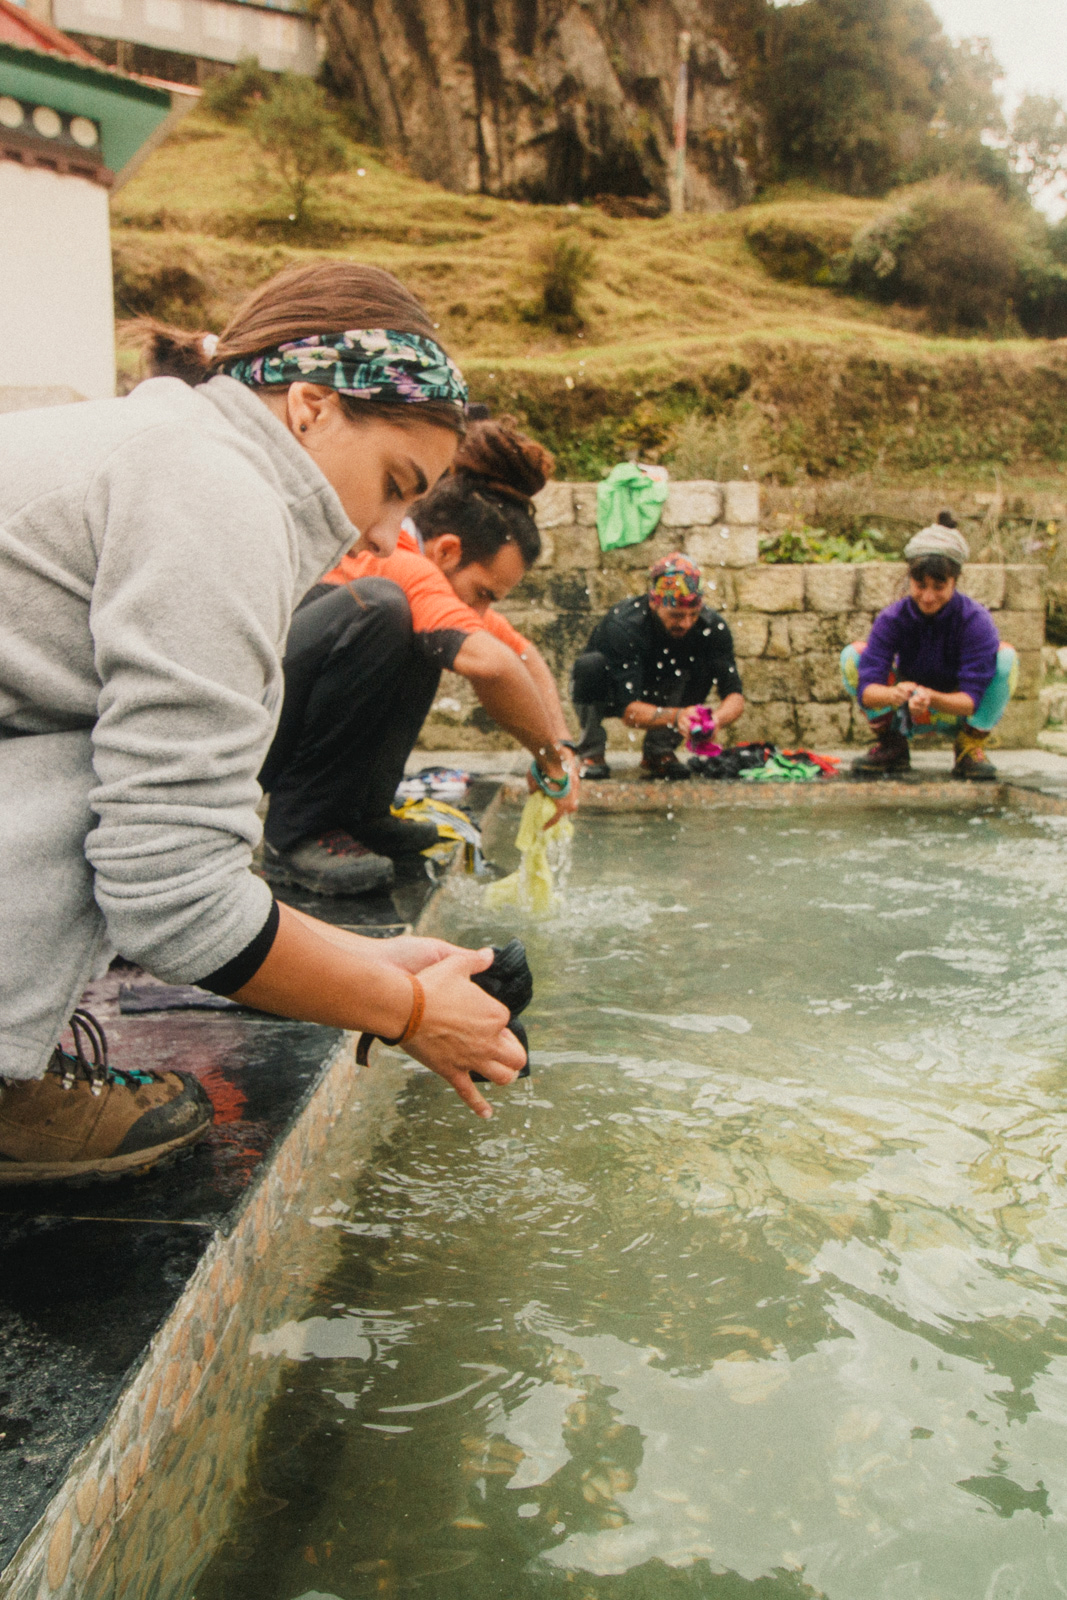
[{"xmin": 417, "ymin": 482, "xmax": 1045, "ymax": 751}]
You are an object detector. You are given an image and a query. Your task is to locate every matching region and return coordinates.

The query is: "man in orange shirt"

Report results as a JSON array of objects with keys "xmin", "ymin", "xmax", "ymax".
[{"xmin": 260, "ymin": 421, "xmax": 578, "ymax": 895}]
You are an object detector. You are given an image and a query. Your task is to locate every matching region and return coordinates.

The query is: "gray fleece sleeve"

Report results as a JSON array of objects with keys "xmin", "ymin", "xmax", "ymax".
[{"xmin": 81, "ymin": 422, "xmax": 293, "ymax": 983}]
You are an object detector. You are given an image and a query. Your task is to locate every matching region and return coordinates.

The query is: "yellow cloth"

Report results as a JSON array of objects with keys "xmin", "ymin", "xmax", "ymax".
[{"xmin": 485, "ymin": 792, "xmax": 573, "ymax": 914}]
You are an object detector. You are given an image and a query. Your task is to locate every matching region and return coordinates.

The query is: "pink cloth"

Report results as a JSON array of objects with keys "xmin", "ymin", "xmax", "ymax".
[{"xmin": 685, "ymin": 707, "xmax": 722, "ymax": 758}]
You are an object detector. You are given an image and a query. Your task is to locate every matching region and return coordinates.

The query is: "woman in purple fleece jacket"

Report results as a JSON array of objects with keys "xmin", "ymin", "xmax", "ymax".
[{"xmin": 841, "ymin": 516, "xmax": 1017, "ymax": 780}]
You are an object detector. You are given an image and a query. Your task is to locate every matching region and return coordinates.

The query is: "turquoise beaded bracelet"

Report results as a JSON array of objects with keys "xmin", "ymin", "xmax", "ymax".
[{"xmin": 529, "ymin": 761, "xmax": 572, "ymax": 800}]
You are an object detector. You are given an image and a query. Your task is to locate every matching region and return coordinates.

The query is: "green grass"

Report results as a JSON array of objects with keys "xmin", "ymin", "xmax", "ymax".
[{"xmin": 111, "ymin": 114, "xmax": 1067, "ymax": 486}]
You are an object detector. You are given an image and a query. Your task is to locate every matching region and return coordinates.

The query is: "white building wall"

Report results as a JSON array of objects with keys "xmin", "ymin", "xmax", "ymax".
[
  {"xmin": 0, "ymin": 161, "xmax": 115, "ymax": 400},
  {"xmin": 54, "ymin": 0, "xmax": 320, "ymax": 74}
]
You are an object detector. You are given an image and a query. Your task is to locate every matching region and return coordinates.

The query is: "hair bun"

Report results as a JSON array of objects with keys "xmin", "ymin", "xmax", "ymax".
[{"xmin": 453, "ymin": 415, "xmax": 554, "ymax": 501}]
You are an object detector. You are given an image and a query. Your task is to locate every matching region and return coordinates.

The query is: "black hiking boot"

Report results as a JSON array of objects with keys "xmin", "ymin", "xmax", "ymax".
[
  {"xmin": 262, "ymin": 831, "xmax": 395, "ymax": 896},
  {"xmin": 0, "ymin": 1010, "xmax": 213, "ymax": 1186},
  {"xmin": 851, "ymin": 730, "xmax": 910, "ymax": 778},
  {"xmin": 578, "ymin": 753, "xmax": 611, "ymax": 781},
  {"xmin": 952, "ymin": 725, "xmax": 998, "ymax": 782},
  {"xmin": 356, "ymin": 813, "xmax": 443, "ymax": 858}
]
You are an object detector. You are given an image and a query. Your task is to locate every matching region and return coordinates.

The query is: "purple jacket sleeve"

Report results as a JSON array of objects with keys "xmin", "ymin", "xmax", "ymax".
[
  {"xmin": 856, "ymin": 605, "xmax": 900, "ymax": 699},
  {"xmin": 956, "ymin": 606, "xmax": 1000, "ymax": 707}
]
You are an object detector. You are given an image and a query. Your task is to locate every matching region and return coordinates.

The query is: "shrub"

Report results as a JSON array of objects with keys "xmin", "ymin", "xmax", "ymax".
[
  {"xmin": 534, "ymin": 234, "xmax": 596, "ymax": 326},
  {"xmin": 847, "ymin": 183, "xmax": 1028, "ymax": 333},
  {"xmin": 760, "ymin": 526, "xmax": 890, "ymax": 563},
  {"xmin": 250, "ymin": 75, "xmax": 349, "ymax": 225},
  {"xmin": 744, "ymin": 217, "xmax": 852, "ymax": 286},
  {"xmin": 668, "ymin": 403, "xmax": 779, "ymax": 482},
  {"xmin": 202, "ymin": 57, "xmax": 272, "ymax": 123}
]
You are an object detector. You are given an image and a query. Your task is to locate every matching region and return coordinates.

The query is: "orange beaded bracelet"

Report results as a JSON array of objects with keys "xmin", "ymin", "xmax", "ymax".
[{"xmin": 356, "ymin": 972, "xmax": 425, "ymax": 1067}]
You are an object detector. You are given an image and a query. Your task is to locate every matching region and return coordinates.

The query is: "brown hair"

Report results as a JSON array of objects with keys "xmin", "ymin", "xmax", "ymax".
[
  {"xmin": 134, "ymin": 260, "xmax": 464, "ymax": 434},
  {"xmin": 414, "ymin": 416, "xmax": 554, "ymax": 568}
]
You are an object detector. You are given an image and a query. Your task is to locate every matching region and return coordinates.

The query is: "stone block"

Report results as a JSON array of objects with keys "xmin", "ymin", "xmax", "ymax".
[
  {"xmin": 959, "ymin": 564, "xmax": 1004, "ymax": 609},
  {"xmin": 741, "ymin": 657, "xmax": 810, "ymax": 703},
  {"xmin": 588, "ymin": 569, "xmax": 646, "ymax": 610},
  {"xmin": 727, "ymin": 613, "xmax": 768, "ymax": 658},
  {"xmin": 807, "ymin": 650, "xmax": 849, "ymax": 703},
  {"xmin": 553, "ymin": 525, "xmax": 601, "ymax": 570},
  {"xmin": 661, "ymin": 481, "xmax": 722, "ymax": 527},
  {"xmin": 996, "ymin": 698, "xmax": 1042, "ymax": 747},
  {"xmin": 703, "ymin": 570, "xmax": 733, "ymax": 608},
  {"xmin": 805, "ymin": 564, "xmax": 857, "ymax": 613},
  {"xmin": 723, "ymin": 480, "xmax": 760, "ymax": 525},
  {"xmin": 533, "ymin": 481, "xmax": 574, "ymax": 529},
  {"xmin": 534, "ymin": 528, "xmax": 555, "ymax": 567},
  {"xmin": 788, "ymin": 613, "xmax": 822, "ymax": 653},
  {"xmin": 600, "ymin": 528, "xmax": 678, "ymax": 571},
  {"xmin": 996, "ymin": 611, "xmax": 1045, "ymax": 652},
  {"xmin": 844, "ymin": 612, "xmax": 875, "ymax": 647},
  {"xmin": 765, "ymin": 616, "xmax": 791, "ymax": 660},
  {"xmin": 684, "ymin": 524, "xmax": 760, "ymax": 569},
  {"xmin": 1005, "ymin": 565, "xmax": 1046, "ymax": 612},
  {"xmin": 545, "ymin": 571, "xmax": 594, "ymax": 612},
  {"xmin": 856, "ymin": 563, "xmax": 907, "ymax": 611},
  {"xmin": 797, "ymin": 702, "xmax": 851, "ymax": 747},
  {"xmin": 735, "ymin": 566, "xmax": 805, "ymax": 613},
  {"xmin": 572, "ymin": 485, "xmax": 598, "ymax": 526},
  {"xmin": 1014, "ymin": 649, "xmax": 1043, "ymax": 698},
  {"xmin": 740, "ymin": 700, "xmax": 798, "ymax": 745}
]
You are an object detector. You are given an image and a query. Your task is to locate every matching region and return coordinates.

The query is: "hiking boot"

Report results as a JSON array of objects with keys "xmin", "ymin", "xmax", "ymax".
[
  {"xmin": 851, "ymin": 731, "xmax": 910, "ymax": 778},
  {"xmin": 0, "ymin": 1010, "xmax": 213, "ymax": 1186},
  {"xmin": 953, "ymin": 726, "xmax": 998, "ymax": 782},
  {"xmin": 262, "ymin": 832, "xmax": 395, "ymax": 896},
  {"xmin": 639, "ymin": 752, "xmax": 691, "ymax": 781},
  {"xmin": 356, "ymin": 813, "xmax": 442, "ymax": 858},
  {"xmin": 579, "ymin": 754, "xmax": 611, "ymax": 781}
]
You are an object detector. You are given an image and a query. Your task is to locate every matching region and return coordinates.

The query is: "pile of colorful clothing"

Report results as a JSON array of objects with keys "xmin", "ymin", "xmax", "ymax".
[{"xmin": 687, "ymin": 743, "xmax": 840, "ymax": 782}]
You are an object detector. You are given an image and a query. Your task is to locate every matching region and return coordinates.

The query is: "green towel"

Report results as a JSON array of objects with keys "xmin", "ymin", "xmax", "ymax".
[{"xmin": 596, "ymin": 463, "xmax": 668, "ymax": 553}]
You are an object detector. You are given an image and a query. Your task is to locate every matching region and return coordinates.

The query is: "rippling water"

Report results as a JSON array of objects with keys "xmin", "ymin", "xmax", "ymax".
[{"xmin": 195, "ymin": 806, "xmax": 1067, "ymax": 1600}]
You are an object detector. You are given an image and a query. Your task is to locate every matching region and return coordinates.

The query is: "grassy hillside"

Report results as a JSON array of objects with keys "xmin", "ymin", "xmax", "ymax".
[{"xmin": 112, "ymin": 112, "xmax": 1067, "ymax": 491}]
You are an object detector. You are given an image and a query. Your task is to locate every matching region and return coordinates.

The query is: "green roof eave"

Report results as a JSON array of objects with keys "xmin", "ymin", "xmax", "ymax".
[{"xmin": 0, "ymin": 41, "xmax": 171, "ymax": 173}]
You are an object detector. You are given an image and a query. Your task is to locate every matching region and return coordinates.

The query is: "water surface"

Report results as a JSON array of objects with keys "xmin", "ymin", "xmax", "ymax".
[{"xmin": 195, "ymin": 806, "xmax": 1067, "ymax": 1600}]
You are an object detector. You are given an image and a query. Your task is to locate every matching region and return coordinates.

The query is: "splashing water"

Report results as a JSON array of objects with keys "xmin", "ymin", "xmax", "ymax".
[{"xmin": 484, "ymin": 792, "xmax": 574, "ymax": 914}]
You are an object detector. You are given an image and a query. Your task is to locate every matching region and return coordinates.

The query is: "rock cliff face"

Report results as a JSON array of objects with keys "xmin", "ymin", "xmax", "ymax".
[{"xmin": 321, "ymin": 0, "xmax": 765, "ymax": 209}]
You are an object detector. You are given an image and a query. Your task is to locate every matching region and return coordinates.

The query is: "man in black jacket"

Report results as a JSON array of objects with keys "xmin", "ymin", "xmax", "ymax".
[{"xmin": 571, "ymin": 553, "xmax": 745, "ymax": 779}]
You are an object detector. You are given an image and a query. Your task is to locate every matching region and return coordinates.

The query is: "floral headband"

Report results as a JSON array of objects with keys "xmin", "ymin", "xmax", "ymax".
[
  {"xmin": 648, "ymin": 552, "xmax": 703, "ymax": 608},
  {"xmin": 223, "ymin": 328, "xmax": 468, "ymax": 408}
]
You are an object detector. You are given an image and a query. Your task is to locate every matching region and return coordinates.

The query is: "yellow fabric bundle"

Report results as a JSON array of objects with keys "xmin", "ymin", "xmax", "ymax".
[{"xmin": 485, "ymin": 792, "xmax": 573, "ymax": 914}]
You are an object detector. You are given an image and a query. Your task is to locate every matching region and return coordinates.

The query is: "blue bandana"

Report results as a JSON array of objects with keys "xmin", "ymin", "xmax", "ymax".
[{"xmin": 223, "ymin": 328, "xmax": 467, "ymax": 408}]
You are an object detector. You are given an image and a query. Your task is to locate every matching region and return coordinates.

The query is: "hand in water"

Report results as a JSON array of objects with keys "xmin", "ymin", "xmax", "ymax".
[{"xmin": 404, "ymin": 947, "xmax": 526, "ymax": 1119}]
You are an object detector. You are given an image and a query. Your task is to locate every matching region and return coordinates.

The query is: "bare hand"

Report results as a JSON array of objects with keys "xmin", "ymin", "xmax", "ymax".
[
  {"xmin": 908, "ymin": 686, "xmax": 932, "ymax": 715},
  {"xmin": 885, "ymin": 681, "xmax": 917, "ymax": 708},
  {"xmin": 375, "ymin": 935, "xmax": 459, "ymax": 974},
  {"xmin": 403, "ymin": 947, "xmax": 526, "ymax": 1119},
  {"xmin": 543, "ymin": 751, "xmax": 580, "ymax": 831},
  {"xmin": 675, "ymin": 706, "xmax": 702, "ymax": 737}
]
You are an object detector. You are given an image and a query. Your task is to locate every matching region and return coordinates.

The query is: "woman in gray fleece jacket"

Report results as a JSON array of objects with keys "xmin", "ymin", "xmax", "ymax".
[{"xmin": 0, "ymin": 261, "xmax": 526, "ymax": 1185}]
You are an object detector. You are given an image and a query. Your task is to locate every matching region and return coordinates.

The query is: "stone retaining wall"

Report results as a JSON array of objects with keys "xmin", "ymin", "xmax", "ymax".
[{"xmin": 417, "ymin": 482, "xmax": 1045, "ymax": 751}]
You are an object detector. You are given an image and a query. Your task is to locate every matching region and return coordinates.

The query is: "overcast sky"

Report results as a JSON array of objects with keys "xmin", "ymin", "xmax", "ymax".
[{"xmin": 926, "ymin": 1, "xmax": 1067, "ymax": 109}]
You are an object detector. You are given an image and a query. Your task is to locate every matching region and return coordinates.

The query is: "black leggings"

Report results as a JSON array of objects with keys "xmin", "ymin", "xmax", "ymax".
[
  {"xmin": 260, "ymin": 578, "xmax": 441, "ymax": 851},
  {"xmin": 570, "ymin": 649, "xmax": 717, "ymax": 761}
]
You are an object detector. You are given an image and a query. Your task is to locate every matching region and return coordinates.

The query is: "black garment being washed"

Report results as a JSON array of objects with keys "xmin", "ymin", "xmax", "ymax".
[{"xmin": 260, "ymin": 576, "xmax": 441, "ymax": 852}]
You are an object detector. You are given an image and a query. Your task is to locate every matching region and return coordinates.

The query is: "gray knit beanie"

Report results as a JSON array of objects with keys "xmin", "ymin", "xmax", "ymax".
[{"xmin": 904, "ymin": 524, "xmax": 970, "ymax": 566}]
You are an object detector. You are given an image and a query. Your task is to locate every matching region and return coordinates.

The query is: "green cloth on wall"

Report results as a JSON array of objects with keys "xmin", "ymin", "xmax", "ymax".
[{"xmin": 595, "ymin": 463, "xmax": 669, "ymax": 553}]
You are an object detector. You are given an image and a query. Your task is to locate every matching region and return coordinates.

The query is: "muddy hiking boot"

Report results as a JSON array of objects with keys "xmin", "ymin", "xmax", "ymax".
[
  {"xmin": 851, "ymin": 728, "xmax": 911, "ymax": 778},
  {"xmin": 262, "ymin": 830, "xmax": 394, "ymax": 896},
  {"xmin": 953, "ymin": 725, "xmax": 998, "ymax": 782},
  {"xmin": 0, "ymin": 1009, "xmax": 213, "ymax": 1186}
]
